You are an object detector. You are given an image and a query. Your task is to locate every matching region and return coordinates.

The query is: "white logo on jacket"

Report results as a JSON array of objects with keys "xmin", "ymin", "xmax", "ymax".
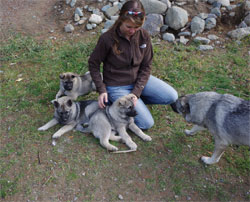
[{"xmin": 140, "ymin": 44, "xmax": 147, "ymax": 48}]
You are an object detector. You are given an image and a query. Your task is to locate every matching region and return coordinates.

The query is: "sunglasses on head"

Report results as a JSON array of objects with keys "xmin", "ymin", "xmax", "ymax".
[{"xmin": 126, "ymin": 11, "xmax": 144, "ymax": 17}]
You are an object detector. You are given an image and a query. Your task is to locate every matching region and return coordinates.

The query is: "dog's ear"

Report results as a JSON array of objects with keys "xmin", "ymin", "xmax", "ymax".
[
  {"xmin": 59, "ymin": 73, "xmax": 65, "ymax": 79},
  {"xmin": 66, "ymin": 99, "xmax": 73, "ymax": 107},
  {"xmin": 179, "ymin": 96, "xmax": 190, "ymax": 114},
  {"xmin": 119, "ymin": 99, "xmax": 125, "ymax": 106},
  {"xmin": 170, "ymin": 102, "xmax": 178, "ymax": 113},
  {"xmin": 53, "ymin": 101, "xmax": 60, "ymax": 108}
]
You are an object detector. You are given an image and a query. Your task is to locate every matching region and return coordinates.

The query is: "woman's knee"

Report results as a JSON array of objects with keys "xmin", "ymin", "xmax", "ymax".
[
  {"xmin": 135, "ymin": 116, "xmax": 154, "ymax": 130},
  {"xmin": 168, "ymin": 89, "xmax": 178, "ymax": 104}
]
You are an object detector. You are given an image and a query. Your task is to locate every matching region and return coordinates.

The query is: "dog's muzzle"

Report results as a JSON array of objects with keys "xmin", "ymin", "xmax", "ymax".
[
  {"xmin": 126, "ymin": 109, "xmax": 137, "ymax": 117},
  {"xmin": 64, "ymin": 82, "xmax": 73, "ymax": 90}
]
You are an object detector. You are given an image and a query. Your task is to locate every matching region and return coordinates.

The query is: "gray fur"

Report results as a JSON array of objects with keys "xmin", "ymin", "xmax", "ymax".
[
  {"xmin": 38, "ymin": 96, "xmax": 98, "ymax": 146},
  {"xmin": 56, "ymin": 71, "xmax": 99, "ymax": 100},
  {"xmin": 77, "ymin": 94, "xmax": 152, "ymax": 152},
  {"xmin": 171, "ymin": 91, "xmax": 250, "ymax": 164}
]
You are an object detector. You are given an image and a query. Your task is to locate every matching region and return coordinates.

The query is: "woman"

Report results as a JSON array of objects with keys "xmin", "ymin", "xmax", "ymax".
[{"xmin": 88, "ymin": 0, "xmax": 178, "ymax": 130}]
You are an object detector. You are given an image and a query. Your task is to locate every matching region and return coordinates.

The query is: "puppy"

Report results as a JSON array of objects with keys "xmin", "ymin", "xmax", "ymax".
[
  {"xmin": 77, "ymin": 94, "xmax": 152, "ymax": 152},
  {"xmin": 56, "ymin": 71, "xmax": 99, "ymax": 100},
  {"xmin": 38, "ymin": 96, "xmax": 98, "ymax": 146},
  {"xmin": 171, "ymin": 91, "xmax": 250, "ymax": 164}
]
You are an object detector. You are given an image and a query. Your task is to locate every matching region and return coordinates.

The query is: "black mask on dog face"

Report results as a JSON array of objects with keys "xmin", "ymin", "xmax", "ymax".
[
  {"xmin": 64, "ymin": 81, "xmax": 73, "ymax": 91},
  {"xmin": 126, "ymin": 106, "xmax": 137, "ymax": 117}
]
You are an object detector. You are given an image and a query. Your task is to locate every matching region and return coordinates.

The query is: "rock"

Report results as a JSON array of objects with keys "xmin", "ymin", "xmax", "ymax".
[
  {"xmin": 86, "ymin": 23, "xmax": 93, "ymax": 30},
  {"xmin": 141, "ymin": 0, "xmax": 168, "ymax": 14},
  {"xmin": 75, "ymin": 7, "xmax": 83, "ymax": 17},
  {"xmin": 65, "ymin": 24, "xmax": 74, "ymax": 32},
  {"xmin": 87, "ymin": 6, "xmax": 94, "ymax": 12},
  {"xmin": 208, "ymin": 0, "xmax": 217, "ymax": 4},
  {"xmin": 191, "ymin": 16, "xmax": 205, "ymax": 34},
  {"xmin": 208, "ymin": 13, "xmax": 217, "ymax": 18},
  {"xmin": 101, "ymin": 4, "xmax": 111, "ymax": 12},
  {"xmin": 110, "ymin": 16, "xmax": 119, "ymax": 21},
  {"xmin": 118, "ymin": 194, "xmax": 123, "ymax": 200},
  {"xmin": 160, "ymin": 25, "xmax": 169, "ymax": 33},
  {"xmin": 89, "ymin": 14, "xmax": 103, "ymax": 24},
  {"xmin": 217, "ymin": 0, "xmax": 230, "ymax": 7},
  {"xmin": 78, "ymin": 17, "xmax": 87, "ymax": 25},
  {"xmin": 101, "ymin": 28, "xmax": 109, "ymax": 34},
  {"xmin": 104, "ymin": 5, "xmax": 119, "ymax": 19},
  {"xmin": 179, "ymin": 36, "xmax": 189, "ymax": 44},
  {"xmin": 244, "ymin": 1, "xmax": 250, "ymax": 11},
  {"xmin": 238, "ymin": 21, "xmax": 247, "ymax": 28},
  {"xmin": 197, "ymin": 45, "xmax": 214, "ymax": 50},
  {"xmin": 160, "ymin": 0, "xmax": 171, "ymax": 8},
  {"xmin": 198, "ymin": 13, "xmax": 209, "ymax": 19},
  {"xmin": 227, "ymin": 27, "xmax": 250, "ymax": 40},
  {"xmin": 207, "ymin": 34, "xmax": 219, "ymax": 40},
  {"xmin": 143, "ymin": 13, "xmax": 163, "ymax": 36},
  {"xmin": 165, "ymin": 6, "xmax": 189, "ymax": 30},
  {"xmin": 211, "ymin": 7, "xmax": 221, "ymax": 17},
  {"xmin": 178, "ymin": 31, "xmax": 191, "ymax": 36},
  {"xmin": 212, "ymin": 1, "xmax": 222, "ymax": 8},
  {"xmin": 226, "ymin": 5, "xmax": 237, "ymax": 10},
  {"xmin": 66, "ymin": 0, "xmax": 71, "ymax": 4},
  {"xmin": 74, "ymin": 13, "xmax": 80, "ymax": 22},
  {"xmin": 162, "ymin": 32, "xmax": 175, "ymax": 42},
  {"xmin": 205, "ymin": 17, "xmax": 216, "ymax": 30},
  {"xmin": 194, "ymin": 36, "xmax": 211, "ymax": 44},
  {"xmin": 244, "ymin": 13, "xmax": 250, "ymax": 26},
  {"xmin": 70, "ymin": 0, "xmax": 77, "ymax": 8},
  {"xmin": 104, "ymin": 20, "xmax": 115, "ymax": 29}
]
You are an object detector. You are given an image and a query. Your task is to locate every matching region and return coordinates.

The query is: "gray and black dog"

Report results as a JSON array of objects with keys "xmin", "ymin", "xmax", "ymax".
[
  {"xmin": 38, "ymin": 96, "xmax": 98, "ymax": 146},
  {"xmin": 77, "ymin": 94, "xmax": 152, "ymax": 152},
  {"xmin": 55, "ymin": 71, "xmax": 99, "ymax": 100},
  {"xmin": 171, "ymin": 91, "xmax": 250, "ymax": 164}
]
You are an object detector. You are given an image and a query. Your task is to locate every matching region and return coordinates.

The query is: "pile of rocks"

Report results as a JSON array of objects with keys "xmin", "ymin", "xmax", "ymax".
[{"xmin": 63, "ymin": 0, "xmax": 250, "ymax": 50}]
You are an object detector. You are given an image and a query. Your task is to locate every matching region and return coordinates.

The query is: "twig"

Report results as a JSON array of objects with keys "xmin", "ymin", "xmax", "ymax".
[{"xmin": 111, "ymin": 149, "xmax": 136, "ymax": 154}]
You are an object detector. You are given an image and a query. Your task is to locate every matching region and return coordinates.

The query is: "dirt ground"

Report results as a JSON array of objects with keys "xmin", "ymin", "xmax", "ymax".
[{"xmin": 0, "ymin": 0, "xmax": 241, "ymax": 42}]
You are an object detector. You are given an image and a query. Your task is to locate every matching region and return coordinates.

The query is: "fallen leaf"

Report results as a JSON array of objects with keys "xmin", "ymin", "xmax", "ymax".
[{"xmin": 16, "ymin": 78, "xmax": 23, "ymax": 82}]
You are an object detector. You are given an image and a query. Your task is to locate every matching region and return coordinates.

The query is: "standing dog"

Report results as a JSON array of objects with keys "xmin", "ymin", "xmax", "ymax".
[
  {"xmin": 38, "ymin": 96, "xmax": 98, "ymax": 146},
  {"xmin": 56, "ymin": 71, "xmax": 99, "ymax": 100},
  {"xmin": 171, "ymin": 91, "xmax": 250, "ymax": 164},
  {"xmin": 77, "ymin": 94, "xmax": 152, "ymax": 152}
]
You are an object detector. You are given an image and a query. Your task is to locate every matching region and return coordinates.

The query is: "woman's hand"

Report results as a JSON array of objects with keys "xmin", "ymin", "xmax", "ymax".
[
  {"xmin": 98, "ymin": 92, "xmax": 108, "ymax": 108},
  {"xmin": 130, "ymin": 93, "xmax": 138, "ymax": 106}
]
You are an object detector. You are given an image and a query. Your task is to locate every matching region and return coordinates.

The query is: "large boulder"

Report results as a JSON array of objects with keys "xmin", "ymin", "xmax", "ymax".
[
  {"xmin": 191, "ymin": 16, "xmax": 205, "ymax": 34},
  {"xmin": 227, "ymin": 27, "xmax": 250, "ymax": 40},
  {"xmin": 141, "ymin": 0, "xmax": 168, "ymax": 14},
  {"xmin": 143, "ymin": 14, "xmax": 163, "ymax": 36},
  {"xmin": 165, "ymin": 6, "xmax": 189, "ymax": 30}
]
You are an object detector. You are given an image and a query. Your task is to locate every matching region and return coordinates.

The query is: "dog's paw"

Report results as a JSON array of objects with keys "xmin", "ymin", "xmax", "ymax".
[
  {"xmin": 38, "ymin": 126, "xmax": 46, "ymax": 131},
  {"xmin": 142, "ymin": 135, "xmax": 152, "ymax": 142},
  {"xmin": 128, "ymin": 142, "xmax": 137, "ymax": 150},
  {"xmin": 201, "ymin": 156, "xmax": 216, "ymax": 164},
  {"xmin": 52, "ymin": 133, "xmax": 61, "ymax": 139},
  {"xmin": 108, "ymin": 145, "xmax": 118, "ymax": 151}
]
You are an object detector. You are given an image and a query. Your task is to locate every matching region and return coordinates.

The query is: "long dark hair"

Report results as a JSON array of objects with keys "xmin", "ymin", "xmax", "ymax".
[{"xmin": 108, "ymin": 0, "xmax": 145, "ymax": 55}]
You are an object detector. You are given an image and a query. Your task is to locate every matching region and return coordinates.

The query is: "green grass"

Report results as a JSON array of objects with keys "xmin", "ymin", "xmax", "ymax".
[{"xmin": 0, "ymin": 34, "xmax": 250, "ymax": 201}]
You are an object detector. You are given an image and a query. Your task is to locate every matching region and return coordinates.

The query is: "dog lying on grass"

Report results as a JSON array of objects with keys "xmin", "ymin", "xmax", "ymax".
[
  {"xmin": 56, "ymin": 71, "xmax": 100, "ymax": 100},
  {"xmin": 77, "ymin": 94, "xmax": 152, "ymax": 152},
  {"xmin": 38, "ymin": 96, "xmax": 98, "ymax": 146}
]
